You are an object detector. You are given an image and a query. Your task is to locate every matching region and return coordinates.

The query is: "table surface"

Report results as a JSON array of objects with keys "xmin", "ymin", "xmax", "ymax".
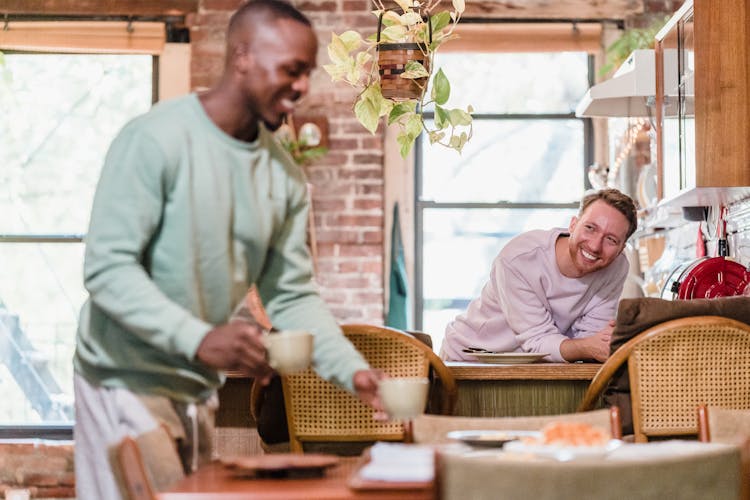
[
  {"xmin": 446, "ymin": 361, "xmax": 602, "ymax": 380},
  {"xmin": 157, "ymin": 457, "xmax": 433, "ymax": 500}
]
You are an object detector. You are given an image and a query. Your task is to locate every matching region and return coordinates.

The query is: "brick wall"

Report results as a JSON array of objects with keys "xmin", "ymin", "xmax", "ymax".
[
  {"xmin": 188, "ymin": 0, "xmax": 682, "ymax": 327},
  {"xmin": 190, "ymin": 0, "xmax": 386, "ymax": 324},
  {"xmin": 0, "ymin": 441, "xmax": 75, "ymax": 498}
]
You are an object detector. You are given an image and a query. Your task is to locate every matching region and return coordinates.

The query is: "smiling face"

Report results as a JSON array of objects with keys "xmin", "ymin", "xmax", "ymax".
[
  {"xmin": 563, "ymin": 200, "xmax": 630, "ymax": 277},
  {"xmin": 236, "ymin": 17, "xmax": 317, "ymax": 130}
]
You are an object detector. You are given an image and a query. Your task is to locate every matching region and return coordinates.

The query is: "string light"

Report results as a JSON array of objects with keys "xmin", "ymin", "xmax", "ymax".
[{"xmin": 609, "ymin": 117, "xmax": 649, "ymax": 183}]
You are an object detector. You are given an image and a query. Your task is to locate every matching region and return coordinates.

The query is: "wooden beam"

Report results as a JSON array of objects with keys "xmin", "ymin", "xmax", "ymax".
[
  {"xmin": 446, "ymin": 23, "xmax": 602, "ymax": 53},
  {"xmin": 0, "ymin": 0, "xmax": 199, "ymax": 16},
  {"xmin": 462, "ymin": 0, "xmax": 643, "ymax": 19},
  {"xmin": 379, "ymin": 0, "xmax": 643, "ymax": 20}
]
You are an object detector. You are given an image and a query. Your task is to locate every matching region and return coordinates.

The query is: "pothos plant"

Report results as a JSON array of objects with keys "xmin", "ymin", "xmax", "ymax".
[
  {"xmin": 599, "ymin": 15, "xmax": 670, "ymax": 77},
  {"xmin": 324, "ymin": 0, "xmax": 473, "ymax": 158}
]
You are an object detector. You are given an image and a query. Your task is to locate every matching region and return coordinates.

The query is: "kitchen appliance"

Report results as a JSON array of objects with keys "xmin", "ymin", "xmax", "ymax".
[{"xmin": 661, "ymin": 256, "xmax": 750, "ymax": 300}]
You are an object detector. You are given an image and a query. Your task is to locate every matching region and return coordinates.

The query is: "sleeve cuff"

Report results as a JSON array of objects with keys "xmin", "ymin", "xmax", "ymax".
[{"xmin": 172, "ymin": 315, "xmax": 214, "ymax": 361}]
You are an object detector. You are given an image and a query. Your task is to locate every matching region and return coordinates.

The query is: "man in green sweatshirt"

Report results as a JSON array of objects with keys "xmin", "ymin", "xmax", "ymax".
[{"xmin": 73, "ymin": 1, "xmax": 381, "ymax": 498}]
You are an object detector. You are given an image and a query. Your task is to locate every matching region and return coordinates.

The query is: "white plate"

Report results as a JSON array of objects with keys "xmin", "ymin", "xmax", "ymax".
[
  {"xmin": 468, "ymin": 352, "xmax": 548, "ymax": 364},
  {"xmin": 446, "ymin": 429, "xmax": 542, "ymax": 448},
  {"xmin": 503, "ymin": 439, "xmax": 623, "ymax": 461}
]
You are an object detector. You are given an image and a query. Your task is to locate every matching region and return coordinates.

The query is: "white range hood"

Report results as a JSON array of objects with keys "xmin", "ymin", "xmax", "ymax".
[{"xmin": 575, "ymin": 49, "xmax": 681, "ymax": 118}]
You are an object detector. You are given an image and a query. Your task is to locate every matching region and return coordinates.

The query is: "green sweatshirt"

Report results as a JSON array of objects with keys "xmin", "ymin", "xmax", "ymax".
[{"xmin": 74, "ymin": 94, "xmax": 368, "ymax": 402}]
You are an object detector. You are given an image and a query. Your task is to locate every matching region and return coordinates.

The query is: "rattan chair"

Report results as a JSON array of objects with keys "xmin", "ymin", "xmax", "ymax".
[
  {"xmin": 580, "ymin": 316, "xmax": 750, "ymax": 442},
  {"xmin": 280, "ymin": 323, "xmax": 457, "ymax": 453},
  {"xmin": 412, "ymin": 406, "xmax": 622, "ymax": 444},
  {"xmin": 113, "ymin": 424, "xmax": 185, "ymax": 500}
]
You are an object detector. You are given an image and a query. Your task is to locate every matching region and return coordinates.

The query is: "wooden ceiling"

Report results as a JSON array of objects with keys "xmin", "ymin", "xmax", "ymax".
[
  {"xmin": 0, "ymin": 0, "xmax": 199, "ymax": 16},
  {"xmin": 0, "ymin": 0, "xmax": 644, "ymax": 20}
]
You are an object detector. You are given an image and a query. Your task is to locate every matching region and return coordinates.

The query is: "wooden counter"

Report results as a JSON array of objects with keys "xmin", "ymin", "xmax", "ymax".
[{"xmin": 445, "ymin": 362, "xmax": 602, "ymax": 417}]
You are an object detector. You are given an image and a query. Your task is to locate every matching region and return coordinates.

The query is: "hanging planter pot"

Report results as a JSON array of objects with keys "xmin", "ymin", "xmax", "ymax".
[
  {"xmin": 376, "ymin": 13, "xmax": 431, "ymax": 101},
  {"xmin": 324, "ymin": 0, "xmax": 474, "ymax": 158}
]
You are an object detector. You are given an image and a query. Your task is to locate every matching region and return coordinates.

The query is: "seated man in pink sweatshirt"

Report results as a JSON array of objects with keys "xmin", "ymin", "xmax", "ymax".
[{"xmin": 441, "ymin": 188, "xmax": 637, "ymax": 363}]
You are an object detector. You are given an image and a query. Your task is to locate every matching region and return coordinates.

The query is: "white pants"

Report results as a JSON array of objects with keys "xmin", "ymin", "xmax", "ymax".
[
  {"xmin": 73, "ymin": 373, "xmax": 218, "ymax": 500},
  {"xmin": 74, "ymin": 373, "xmax": 159, "ymax": 500}
]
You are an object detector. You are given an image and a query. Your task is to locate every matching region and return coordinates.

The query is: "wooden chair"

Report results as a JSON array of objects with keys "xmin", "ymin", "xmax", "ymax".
[
  {"xmin": 580, "ymin": 316, "xmax": 750, "ymax": 442},
  {"xmin": 279, "ymin": 323, "xmax": 457, "ymax": 453},
  {"xmin": 113, "ymin": 424, "xmax": 185, "ymax": 500},
  {"xmin": 413, "ymin": 406, "xmax": 622, "ymax": 444}
]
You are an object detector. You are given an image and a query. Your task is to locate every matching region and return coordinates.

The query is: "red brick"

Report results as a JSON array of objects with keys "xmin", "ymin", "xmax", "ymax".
[
  {"xmin": 362, "ymin": 230, "xmax": 383, "ymax": 243},
  {"xmin": 352, "ymin": 154, "xmax": 383, "ymax": 165},
  {"xmin": 360, "ymin": 136, "xmax": 383, "ymax": 149},
  {"xmin": 343, "ymin": 0, "xmax": 369, "ymax": 11},
  {"xmin": 297, "ymin": 1, "xmax": 337, "ymax": 11},
  {"xmin": 316, "ymin": 243, "xmax": 338, "ymax": 257},
  {"xmin": 316, "ymin": 229, "xmax": 361, "ymax": 244},
  {"xmin": 331, "ymin": 214, "xmax": 382, "ymax": 227},
  {"xmin": 353, "ymin": 198, "xmax": 383, "ymax": 210},
  {"xmin": 328, "ymin": 138, "xmax": 359, "ymax": 150},
  {"xmin": 351, "ymin": 292, "xmax": 383, "ymax": 303},
  {"xmin": 311, "ymin": 198, "xmax": 348, "ymax": 212},
  {"xmin": 317, "ymin": 275, "xmax": 373, "ymax": 288},
  {"xmin": 339, "ymin": 244, "xmax": 380, "ymax": 257},
  {"xmin": 358, "ymin": 184, "xmax": 384, "ymax": 195},
  {"xmin": 201, "ymin": 0, "xmax": 245, "ymax": 10},
  {"xmin": 361, "ymin": 260, "xmax": 383, "ymax": 274}
]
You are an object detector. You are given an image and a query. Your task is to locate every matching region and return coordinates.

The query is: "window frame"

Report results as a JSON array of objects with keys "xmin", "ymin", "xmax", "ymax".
[
  {"xmin": 413, "ymin": 45, "xmax": 597, "ymax": 332},
  {"xmin": 0, "ymin": 19, "xmax": 189, "ymax": 438}
]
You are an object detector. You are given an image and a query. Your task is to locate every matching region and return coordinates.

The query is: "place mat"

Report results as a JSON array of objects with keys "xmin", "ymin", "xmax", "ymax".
[
  {"xmin": 348, "ymin": 443, "xmax": 434, "ymax": 491},
  {"xmin": 222, "ymin": 453, "xmax": 339, "ymax": 478}
]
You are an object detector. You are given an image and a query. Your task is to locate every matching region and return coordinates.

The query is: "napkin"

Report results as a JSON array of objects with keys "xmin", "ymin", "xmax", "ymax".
[{"xmin": 358, "ymin": 442, "xmax": 434, "ymax": 482}]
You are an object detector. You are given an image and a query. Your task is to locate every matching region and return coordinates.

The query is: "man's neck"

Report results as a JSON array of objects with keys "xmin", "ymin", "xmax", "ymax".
[
  {"xmin": 555, "ymin": 234, "xmax": 581, "ymax": 278},
  {"xmin": 198, "ymin": 85, "xmax": 260, "ymax": 142}
]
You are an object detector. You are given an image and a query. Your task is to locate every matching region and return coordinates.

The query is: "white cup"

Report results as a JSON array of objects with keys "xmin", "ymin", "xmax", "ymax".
[
  {"xmin": 264, "ymin": 330, "xmax": 314, "ymax": 374},
  {"xmin": 379, "ymin": 377, "xmax": 429, "ymax": 420}
]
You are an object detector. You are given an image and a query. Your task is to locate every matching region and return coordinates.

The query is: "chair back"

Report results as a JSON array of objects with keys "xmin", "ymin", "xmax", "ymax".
[
  {"xmin": 413, "ymin": 407, "xmax": 621, "ymax": 444},
  {"xmin": 698, "ymin": 404, "xmax": 750, "ymax": 499},
  {"xmin": 698, "ymin": 405, "xmax": 750, "ymax": 444},
  {"xmin": 113, "ymin": 424, "xmax": 185, "ymax": 500},
  {"xmin": 281, "ymin": 323, "xmax": 457, "ymax": 453},
  {"xmin": 628, "ymin": 316, "xmax": 750, "ymax": 442},
  {"xmin": 436, "ymin": 443, "xmax": 742, "ymax": 500}
]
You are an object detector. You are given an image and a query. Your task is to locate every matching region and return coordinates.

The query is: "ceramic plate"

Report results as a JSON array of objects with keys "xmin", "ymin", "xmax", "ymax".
[
  {"xmin": 503, "ymin": 439, "xmax": 623, "ymax": 461},
  {"xmin": 446, "ymin": 429, "xmax": 542, "ymax": 448},
  {"xmin": 468, "ymin": 352, "xmax": 548, "ymax": 364}
]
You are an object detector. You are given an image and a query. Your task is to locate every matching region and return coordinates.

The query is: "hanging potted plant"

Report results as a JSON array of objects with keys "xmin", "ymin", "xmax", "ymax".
[{"xmin": 324, "ymin": 0, "xmax": 473, "ymax": 158}]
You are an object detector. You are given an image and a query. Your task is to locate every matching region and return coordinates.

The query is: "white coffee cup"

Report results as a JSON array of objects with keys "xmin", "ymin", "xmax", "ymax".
[
  {"xmin": 264, "ymin": 330, "xmax": 314, "ymax": 374},
  {"xmin": 379, "ymin": 377, "xmax": 429, "ymax": 420}
]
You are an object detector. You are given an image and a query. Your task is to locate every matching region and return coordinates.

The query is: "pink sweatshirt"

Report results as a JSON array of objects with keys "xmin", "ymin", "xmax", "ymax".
[{"xmin": 440, "ymin": 228, "xmax": 628, "ymax": 363}]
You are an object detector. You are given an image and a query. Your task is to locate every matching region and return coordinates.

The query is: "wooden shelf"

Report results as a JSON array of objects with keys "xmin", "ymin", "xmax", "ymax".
[{"xmin": 658, "ymin": 186, "xmax": 750, "ymax": 209}]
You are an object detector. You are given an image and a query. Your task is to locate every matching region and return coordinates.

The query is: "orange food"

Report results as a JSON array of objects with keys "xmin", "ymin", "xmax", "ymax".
[{"xmin": 538, "ymin": 422, "xmax": 609, "ymax": 447}]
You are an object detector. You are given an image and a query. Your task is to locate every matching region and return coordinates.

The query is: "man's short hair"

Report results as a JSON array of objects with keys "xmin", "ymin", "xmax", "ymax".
[
  {"xmin": 579, "ymin": 188, "xmax": 638, "ymax": 240},
  {"xmin": 228, "ymin": 0, "xmax": 311, "ymax": 33}
]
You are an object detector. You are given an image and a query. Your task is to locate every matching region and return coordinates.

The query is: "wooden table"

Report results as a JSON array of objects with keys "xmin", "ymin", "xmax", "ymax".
[
  {"xmin": 157, "ymin": 457, "xmax": 433, "ymax": 500},
  {"xmin": 446, "ymin": 362, "xmax": 602, "ymax": 417}
]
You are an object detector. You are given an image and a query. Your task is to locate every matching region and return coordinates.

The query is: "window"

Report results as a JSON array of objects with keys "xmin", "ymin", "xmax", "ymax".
[
  {"xmin": 0, "ymin": 20, "xmax": 186, "ymax": 431},
  {"xmin": 0, "ymin": 52, "xmax": 153, "ymax": 426},
  {"xmin": 415, "ymin": 48, "xmax": 594, "ymax": 352}
]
